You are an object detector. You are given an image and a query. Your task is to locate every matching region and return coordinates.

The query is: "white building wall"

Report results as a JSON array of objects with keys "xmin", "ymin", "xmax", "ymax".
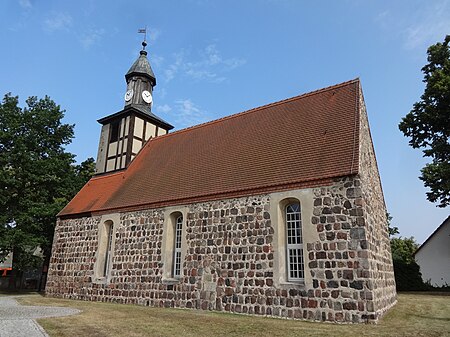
[{"xmin": 415, "ymin": 218, "xmax": 450, "ymax": 287}]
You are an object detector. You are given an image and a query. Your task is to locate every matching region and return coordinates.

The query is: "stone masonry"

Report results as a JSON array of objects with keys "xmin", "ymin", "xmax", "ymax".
[{"xmin": 47, "ymin": 177, "xmax": 396, "ymax": 323}]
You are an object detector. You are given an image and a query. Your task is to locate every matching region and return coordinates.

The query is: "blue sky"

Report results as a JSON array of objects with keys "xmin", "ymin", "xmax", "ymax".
[{"xmin": 1, "ymin": 0, "xmax": 449, "ymax": 243}]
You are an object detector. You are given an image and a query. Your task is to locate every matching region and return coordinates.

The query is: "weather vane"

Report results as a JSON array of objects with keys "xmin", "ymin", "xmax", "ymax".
[{"xmin": 138, "ymin": 27, "xmax": 147, "ymax": 50}]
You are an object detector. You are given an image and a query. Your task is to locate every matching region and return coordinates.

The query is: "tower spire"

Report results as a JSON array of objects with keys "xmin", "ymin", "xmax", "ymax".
[{"xmin": 124, "ymin": 28, "xmax": 157, "ymax": 106}]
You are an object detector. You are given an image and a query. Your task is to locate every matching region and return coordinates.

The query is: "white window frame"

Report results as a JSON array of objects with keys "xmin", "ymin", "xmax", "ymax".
[
  {"xmin": 285, "ymin": 203, "xmax": 304, "ymax": 282},
  {"xmin": 173, "ymin": 215, "xmax": 183, "ymax": 278}
]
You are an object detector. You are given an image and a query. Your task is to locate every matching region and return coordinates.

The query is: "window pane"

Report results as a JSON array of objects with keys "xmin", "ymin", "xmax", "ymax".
[
  {"xmin": 103, "ymin": 224, "xmax": 114, "ymax": 277},
  {"xmin": 173, "ymin": 216, "xmax": 183, "ymax": 277},
  {"xmin": 285, "ymin": 203, "xmax": 304, "ymax": 282}
]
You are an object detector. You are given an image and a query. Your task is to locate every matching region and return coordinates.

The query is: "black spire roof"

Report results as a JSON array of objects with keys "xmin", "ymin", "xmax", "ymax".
[{"xmin": 125, "ymin": 41, "xmax": 156, "ymax": 85}]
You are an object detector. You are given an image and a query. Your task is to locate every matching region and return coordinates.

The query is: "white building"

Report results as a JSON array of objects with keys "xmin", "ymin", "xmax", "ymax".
[{"xmin": 415, "ymin": 216, "xmax": 450, "ymax": 287}]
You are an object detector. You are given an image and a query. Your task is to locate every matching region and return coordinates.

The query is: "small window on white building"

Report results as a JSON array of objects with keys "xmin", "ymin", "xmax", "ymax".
[{"xmin": 286, "ymin": 203, "xmax": 304, "ymax": 282}]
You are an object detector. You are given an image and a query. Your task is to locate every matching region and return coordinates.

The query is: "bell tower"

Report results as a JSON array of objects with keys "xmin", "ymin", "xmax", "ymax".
[
  {"xmin": 124, "ymin": 40, "xmax": 156, "ymax": 108},
  {"xmin": 95, "ymin": 36, "xmax": 173, "ymax": 175}
]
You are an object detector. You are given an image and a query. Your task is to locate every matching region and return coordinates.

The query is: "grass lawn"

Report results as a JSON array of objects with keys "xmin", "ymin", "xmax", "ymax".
[{"xmin": 7, "ymin": 293, "xmax": 449, "ymax": 337}]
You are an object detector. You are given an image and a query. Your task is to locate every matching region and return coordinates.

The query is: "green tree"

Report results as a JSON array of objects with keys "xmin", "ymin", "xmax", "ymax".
[
  {"xmin": 386, "ymin": 214, "xmax": 428, "ymax": 291},
  {"xmin": 387, "ymin": 212, "xmax": 399, "ymax": 237},
  {"xmin": 399, "ymin": 35, "xmax": 450, "ymax": 208},
  {"xmin": 0, "ymin": 93, "xmax": 94, "ymax": 289},
  {"xmin": 390, "ymin": 236, "xmax": 419, "ymax": 264},
  {"xmin": 390, "ymin": 235, "xmax": 427, "ymax": 291}
]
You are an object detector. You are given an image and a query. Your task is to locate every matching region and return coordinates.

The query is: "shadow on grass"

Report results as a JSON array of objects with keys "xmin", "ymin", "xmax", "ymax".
[
  {"xmin": 399, "ymin": 291, "xmax": 450, "ymax": 296},
  {"xmin": 0, "ymin": 289, "xmax": 44, "ymax": 296},
  {"xmin": 410, "ymin": 314, "xmax": 450, "ymax": 322}
]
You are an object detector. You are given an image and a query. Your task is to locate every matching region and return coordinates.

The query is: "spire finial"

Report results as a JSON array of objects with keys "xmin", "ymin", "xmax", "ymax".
[
  {"xmin": 138, "ymin": 27, "xmax": 148, "ymax": 55},
  {"xmin": 138, "ymin": 27, "xmax": 147, "ymax": 47}
]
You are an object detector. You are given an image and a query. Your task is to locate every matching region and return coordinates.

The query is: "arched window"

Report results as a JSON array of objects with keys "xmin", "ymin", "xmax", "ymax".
[
  {"xmin": 103, "ymin": 221, "xmax": 114, "ymax": 277},
  {"xmin": 93, "ymin": 215, "xmax": 118, "ymax": 284},
  {"xmin": 173, "ymin": 215, "xmax": 183, "ymax": 278},
  {"xmin": 286, "ymin": 203, "xmax": 304, "ymax": 282},
  {"xmin": 162, "ymin": 208, "xmax": 186, "ymax": 282}
]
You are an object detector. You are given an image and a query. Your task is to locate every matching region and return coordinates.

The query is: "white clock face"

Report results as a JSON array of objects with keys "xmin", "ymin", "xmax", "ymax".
[
  {"xmin": 125, "ymin": 89, "xmax": 134, "ymax": 102},
  {"xmin": 142, "ymin": 90, "xmax": 153, "ymax": 104}
]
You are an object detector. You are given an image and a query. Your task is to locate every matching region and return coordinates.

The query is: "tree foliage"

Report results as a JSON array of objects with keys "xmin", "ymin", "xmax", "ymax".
[
  {"xmin": 390, "ymin": 234, "xmax": 428, "ymax": 291},
  {"xmin": 0, "ymin": 93, "xmax": 94, "ymax": 281},
  {"xmin": 399, "ymin": 35, "xmax": 450, "ymax": 208},
  {"xmin": 387, "ymin": 213, "xmax": 429, "ymax": 291},
  {"xmin": 390, "ymin": 236, "xmax": 419, "ymax": 264},
  {"xmin": 386, "ymin": 212, "xmax": 399, "ymax": 237}
]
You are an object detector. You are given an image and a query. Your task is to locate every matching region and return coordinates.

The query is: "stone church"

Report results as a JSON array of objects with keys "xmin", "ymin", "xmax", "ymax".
[{"xmin": 46, "ymin": 41, "xmax": 397, "ymax": 323}]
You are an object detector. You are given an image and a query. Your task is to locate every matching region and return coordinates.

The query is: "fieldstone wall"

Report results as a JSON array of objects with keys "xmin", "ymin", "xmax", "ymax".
[
  {"xmin": 47, "ymin": 216, "xmax": 101, "ymax": 296},
  {"xmin": 309, "ymin": 178, "xmax": 376, "ymax": 323},
  {"xmin": 356, "ymin": 88, "xmax": 397, "ymax": 316},
  {"xmin": 47, "ymin": 175, "xmax": 396, "ymax": 323}
]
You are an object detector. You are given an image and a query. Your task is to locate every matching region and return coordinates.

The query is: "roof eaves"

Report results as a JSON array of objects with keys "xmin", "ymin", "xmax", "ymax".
[
  {"xmin": 90, "ymin": 172, "xmax": 358, "ymax": 217},
  {"xmin": 97, "ymin": 106, "xmax": 174, "ymax": 130},
  {"xmin": 57, "ymin": 171, "xmax": 125, "ymax": 217}
]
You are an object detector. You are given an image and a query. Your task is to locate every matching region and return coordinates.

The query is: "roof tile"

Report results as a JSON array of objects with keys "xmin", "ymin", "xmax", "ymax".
[{"xmin": 59, "ymin": 79, "xmax": 361, "ymax": 217}]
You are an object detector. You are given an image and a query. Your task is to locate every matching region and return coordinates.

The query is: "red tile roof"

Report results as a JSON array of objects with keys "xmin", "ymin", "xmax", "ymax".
[{"xmin": 59, "ymin": 79, "xmax": 361, "ymax": 217}]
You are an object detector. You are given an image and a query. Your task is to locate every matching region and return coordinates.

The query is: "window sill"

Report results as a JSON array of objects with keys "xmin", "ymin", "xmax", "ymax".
[
  {"xmin": 92, "ymin": 277, "xmax": 108, "ymax": 285},
  {"xmin": 278, "ymin": 281, "xmax": 306, "ymax": 289},
  {"xmin": 162, "ymin": 278, "xmax": 181, "ymax": 285}
]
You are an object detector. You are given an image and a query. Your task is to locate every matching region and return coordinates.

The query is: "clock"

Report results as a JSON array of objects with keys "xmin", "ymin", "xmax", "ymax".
[
  {"xmin": 142, "ymin": 90, "xmax": 153, "ymax": 104},
  {"xmin": 124, "ymin": 89, "xmax": 134, "ymax": 102}
]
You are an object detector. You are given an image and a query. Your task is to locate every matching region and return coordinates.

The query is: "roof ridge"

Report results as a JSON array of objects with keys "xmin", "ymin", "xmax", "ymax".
[{"xmin": 152, "ymin": 78, "xmax": 360, "ymax": 141}]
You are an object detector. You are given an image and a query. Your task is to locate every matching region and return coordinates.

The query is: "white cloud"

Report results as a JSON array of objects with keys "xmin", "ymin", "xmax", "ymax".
[
  {"xmin": 18, "ymin": 0, "xmax": 32, "ymax": 9},
  {"xmin": 149, "ymin": 54, "xmax": 164, "ymax": 68},
  {"xmin": 43, "ymin": 12, "xmax": 72, "ymax": 32},
  {"xmin": 403, "ymin": 16, "xmax": 449, "ymax": 50},
  {"xmin": 375, "ymin": 2, "xmax": 450, "ymax": 50},
  {"xmin": 173, "ymin": 99, "xmax": 210, "ymax": 127},
  {"xmin": 79, "ymin": 28, "xmax": 105, "ymax": 49},
  {"xmin": 185, "ymin": 68, "xmax": 225, "ymax": 82},
  {"xmin": 158, "ymin": 87, "xmax": 168, "ymax": 99},
  {"xmin": 164, "ymin": 51, "xmax": 184, "ymax": 82},
  {"xmin": 204, "ymin": 44, "xmax": 221, "ymax": 65},
  {"xmin": 147, "ymin": 27, "xmax": 161, "ymax": 42},
  {"xmin": 162, "ymin": 44, "xmax": 246, "ymax": 83},
  {"xmin": 155, "ymin": 104, "xmax": 172, "ymax": 113},
  {"xmin": 177, "ymin": 99, "xmax": 200, "ymax": 115}
]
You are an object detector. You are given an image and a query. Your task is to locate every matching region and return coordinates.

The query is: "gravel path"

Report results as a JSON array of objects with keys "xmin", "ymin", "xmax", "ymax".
[{"xmin": 0, "ymin": 296, "xmax": 80, "ymax": 337}]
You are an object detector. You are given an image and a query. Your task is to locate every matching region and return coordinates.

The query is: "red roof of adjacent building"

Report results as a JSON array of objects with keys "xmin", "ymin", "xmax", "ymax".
[{"xmin": 59, "ymin": 79, "xmax": 361, "ymax": 217}]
